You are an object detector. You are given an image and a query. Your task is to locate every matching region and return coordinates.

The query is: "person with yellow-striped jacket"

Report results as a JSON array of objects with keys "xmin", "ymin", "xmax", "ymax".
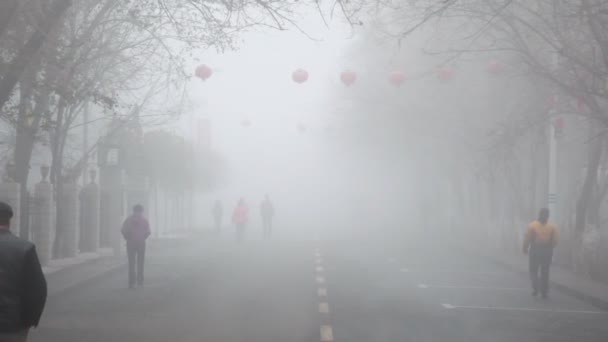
[{"xmin": 523, "ymin": 208, "xmax": 559, "ymax": 299}]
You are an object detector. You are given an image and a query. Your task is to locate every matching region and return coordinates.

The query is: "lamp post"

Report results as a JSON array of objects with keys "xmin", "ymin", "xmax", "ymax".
[
  {"xmin": 98, "ymin": 141, "xmax": 123, "ymax": 255},
  {"xmin": 548, "ymin": 51, "xmax": 560, "ymax": 221}
]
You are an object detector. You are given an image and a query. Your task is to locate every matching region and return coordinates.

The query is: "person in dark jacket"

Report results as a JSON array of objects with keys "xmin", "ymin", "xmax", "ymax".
[
  {"xmin": 260, "ymin": 195, "xmax": 274, "ymax": 238},
  {"xmin": 0, "ymin": 201, "xmax": 47, "ymax": 341},
  {"xmin": 121, "ymin": 204, "xmax": 151, "ymax": 288},
  {"xmin": 212, "ymin": 200, "xmax": 223, "ymax": 234}
]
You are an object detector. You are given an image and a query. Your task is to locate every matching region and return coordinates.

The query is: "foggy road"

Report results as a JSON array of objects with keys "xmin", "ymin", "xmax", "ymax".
[{"xmin": 30, "ymin": 233, "xmax": 608, "ymax": 342}]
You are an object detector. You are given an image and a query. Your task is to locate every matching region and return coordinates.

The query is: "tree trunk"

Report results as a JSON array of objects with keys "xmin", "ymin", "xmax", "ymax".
[
  {"xmin": 14, "ymin": 84, "xmax": 49, "ymax": 239},
  {"xmin": 50, "ymin": 100, "xmax": 66, "ymax": 258},
  {"xmin": 0, "ymin": 0, "xmax": 19, "ymax": 38},
  {"xmin": 575, "ymin": 133, "xmax": 603, "ymax": 233}
]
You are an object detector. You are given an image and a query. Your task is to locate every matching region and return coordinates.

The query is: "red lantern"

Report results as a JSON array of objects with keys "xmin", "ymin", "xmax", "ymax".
[
  {"xmin": 389, "ymin": 71, "xmax": 406, "ymax": 86},
  {"xmin": 297, "ymin": 123, "xmax": 307, "ymax": 133},
  {"xmin": 241, "ymin": 119, "xmax": 251, "ymax": 128},
  {"xmin": 548, "ymin": 94, "xmax": 558, "ymax": 108},
  {"xmin": 577, "ymin": 96, "xmax": 585, "ymax": 112},
  {"xmin": 292, "ymin": 69, "xmax": 309, "ymax": 84},
  {"xmin": 487, "ymin": 60, "xmax": 503, "ymax": 74},
  {"xmin": 195, "ymin": 64, "xmax": 212, "ymax": 81},
  {"xmin": 552, "ymin": 117, "xmax": 564, "ymax": 131},
  {"xmin": 437, "ymin": 67, "xmax": 454, "ymax": 81},
  {"xmin": 340, "ymin": 70, "xmax": 357, "ymax": 86}
]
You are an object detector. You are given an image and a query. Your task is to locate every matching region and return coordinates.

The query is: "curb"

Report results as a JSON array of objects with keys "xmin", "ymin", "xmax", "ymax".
[{"xmin": 47, "ymin": 259, "xmax": 127, "ymax": 298}]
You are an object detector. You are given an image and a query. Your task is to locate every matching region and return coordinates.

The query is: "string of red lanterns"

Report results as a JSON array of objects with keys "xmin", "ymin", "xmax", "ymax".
[{"xmin": 195, "ymin": 61, "xmax": 509, "ymax": 86}]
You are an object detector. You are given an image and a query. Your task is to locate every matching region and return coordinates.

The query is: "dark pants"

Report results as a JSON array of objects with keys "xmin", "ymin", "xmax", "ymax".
[
  {"xmin": 127, "ymin": 241, "xmax": 146, "ymax": 287},
  {"xmin": 214, "ymin": 216, "xmax": 222, "ymax": 233},
  {"xmin": 529, "ymin": 244, "xmax": 553, "ymax": 295},
  {"xmin": 262, "ymin": 216, "xmax": 272, "ymax": 238},
  {"xmin": 0, "ymin": 329, "xmax": 29, "ymax": 342}
]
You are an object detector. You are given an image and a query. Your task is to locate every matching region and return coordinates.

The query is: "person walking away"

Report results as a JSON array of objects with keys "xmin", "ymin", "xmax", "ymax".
[
  {"xmin": 232, "ymin": 199, "xmax": 249, "ymax": 241},
  {"xmin": 523, "ymin": 208, "xmax": 558, "ymax": 299},
  {"xmin": 260, "ymin": 195, "xmax": 275, "ymax": 238},
  {"xmin": 212, "ymin": 200, "xmax": 223, "ymax": 234},
  {"xmin": 0, "ymin": 202, "xmax": 47, "ymax": 341},
  {"xmin": 122, "ymin": 204, "xmax": 151, "ymax": 288}
]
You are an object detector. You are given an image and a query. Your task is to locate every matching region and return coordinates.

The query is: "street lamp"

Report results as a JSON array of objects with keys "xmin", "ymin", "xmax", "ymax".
[{"xmin": 97, "ymin": 143, "xmax": 120, "ymax": 168}]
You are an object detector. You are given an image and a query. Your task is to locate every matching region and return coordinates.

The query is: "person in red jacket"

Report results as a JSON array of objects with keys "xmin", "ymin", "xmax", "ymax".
[
  {"xmin": 232, "ymin": 198, "xmax": 249, "ymax": 241},
  {"xmin": 121, "ymin": 204, "xmax": 151, "ymax": 288}
]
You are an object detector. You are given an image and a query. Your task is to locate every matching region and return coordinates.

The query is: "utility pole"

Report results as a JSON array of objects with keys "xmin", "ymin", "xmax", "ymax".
[
  {"xmin": 548, "ymin": 110, "xmax": 558, "ymax": 217},
  {"xmin": 548, "ymin": 51, "xmax": 560, "ymax": 221},
  {"xmin": 82, "ymin": 100, "xmax": 89, "ymax": 186}
]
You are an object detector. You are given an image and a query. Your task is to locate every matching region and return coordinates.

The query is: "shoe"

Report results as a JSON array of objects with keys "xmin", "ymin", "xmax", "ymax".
[
  {"xmin": 541, "ymin": 293, "xmax": 548, "ymax": 299},
  {"xmin": 532, "ymin": 290, "xmax": 538, "ymax": 296}
]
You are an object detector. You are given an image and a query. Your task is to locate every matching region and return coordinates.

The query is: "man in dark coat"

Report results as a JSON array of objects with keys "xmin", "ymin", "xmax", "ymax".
[
  {"xmin": 0, "ymin": 202, "xmax": 47, "ymax": 341},
  {"xmin": 121, "ymin": 204, "xmax": 151, "ymax": 288}
]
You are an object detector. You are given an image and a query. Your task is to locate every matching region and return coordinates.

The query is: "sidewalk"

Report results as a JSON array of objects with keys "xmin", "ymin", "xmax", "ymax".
[
  {"xmin": 482, "ymin": 248, "xmax": 608, "ymax": 310},
  {"xmin": 43, "ymin": 235, "xmax": 198, "ymax": 297},
  {"xmin": 44, "ymin": 249, "xmax": 125, "ymax": 297}
]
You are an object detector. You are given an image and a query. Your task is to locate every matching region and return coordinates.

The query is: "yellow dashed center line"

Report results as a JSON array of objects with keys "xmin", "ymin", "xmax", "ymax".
[
  {"xmin": 320, "ymin": 325, "xmax": 334, "ymax": 341},
  {"xmin": 314, "ymin": 247, "xmax": 333, "ymax": 341},
  {"xmin": 318, "ymin": 302, "xmax": 330, "ymax": 313}
]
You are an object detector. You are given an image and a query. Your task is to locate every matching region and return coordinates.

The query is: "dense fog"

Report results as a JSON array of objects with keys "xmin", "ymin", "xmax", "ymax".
[{"xmin": 1, "ymin": 1, "xmax": 608, "ymax": 342}]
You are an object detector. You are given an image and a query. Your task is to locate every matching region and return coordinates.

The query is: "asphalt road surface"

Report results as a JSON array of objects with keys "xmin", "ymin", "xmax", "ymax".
[{"xmin": 30, "ymin": 231, "xmax": 608, "ymax": 342}]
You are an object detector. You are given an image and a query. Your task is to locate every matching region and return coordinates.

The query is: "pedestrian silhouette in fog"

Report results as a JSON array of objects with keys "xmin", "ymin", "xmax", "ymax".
[
  {"xmin": 232, "ymin": 199, "xmax": 249, "ymax": 241},
  {"xmin": 122, "ymin": 204, "xmax": 151, "ymax": 288},
  {"xmin": 523, "ymin": 208, "xmax": 558, "ymax": 299},
  {"xmin": 260, "ymin": 195, "xmax": 275, "ymax": 238},
  {"xmin": 0, "ymin": 201, "xmax": 47, "ymax": 342},
  {"xmin": 212, "ymin": 200, "xmax": 223, "ymax": 234}
]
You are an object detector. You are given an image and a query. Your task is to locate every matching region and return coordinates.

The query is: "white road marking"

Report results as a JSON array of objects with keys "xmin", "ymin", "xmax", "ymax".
[
  {"xmin": 441, "ymin": 303, "xmax": 608, "ymax": 315},
  {"xmin": 318, "ymin": 288, "xmax": 328, "ymax": 297},
  {"xmin": 320, "ymin": 325, "xmax": 334, "ymax": 341},
  {"xmin": 419, "ymin": 284, "xmax": 527, "ymax": 291},
  {"xmin": 315, "ymin": 258, "xmax": 323, "ymax": 265},
  {"xmin": 399, "ymin": 268, "xmax": 409, "ymax": 272},
  {"xmin": 319, "ymin": 302, "xmax": 330, "ymax": 313},
  {"xmin": 316, "ymin": 266, "xmax": 324, "ymax": 273},
  {"xmin": 316, "ymin": 276, "xmax": 325, "ymax": 284},
  {"xmin": 387, "ymin": 257, "xmax": 396, "ymax": 263},
  {"xmin": 405, "ymin": 270, "xmax": 506, "ymax": 276}
]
